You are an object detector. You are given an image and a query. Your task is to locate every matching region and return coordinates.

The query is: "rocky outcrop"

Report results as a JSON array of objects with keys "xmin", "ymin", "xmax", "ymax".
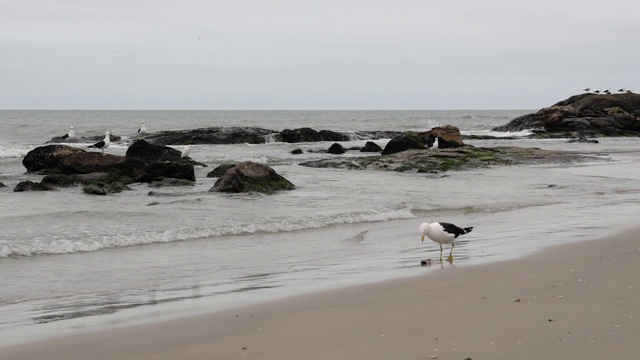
[
  {"xmin": 210, "ymin": 161, "xmax": 295, "ymax": 194},
  {"xmin": 144, "ymin": 127, "xmax": 277, "ymax": 145},
  {"xmin": 493, "ymin": 93, "xmax": 640, "ymax": 136},
  {"xmin": 279, "ymin": 128, "xmax": 350, "ymax": 143},
  {"xmin": 22, "ymin": 145, "xmax": 85, "ymax": 172},
  {"xmin": 83, "ymin": 182, "xmax": 130, "ymax": 195},
  {"xmin": 420, "ymin": 125, "xmax": 464, "ymax": 148},
  {"xmin": 301, "ymin": 146, "xmax": 597, "ymax": 173}
]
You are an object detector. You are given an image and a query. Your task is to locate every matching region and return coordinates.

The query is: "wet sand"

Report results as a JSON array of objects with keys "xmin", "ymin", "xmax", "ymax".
[{"xmin": 2, "ymin": 228, "xmax": 639, "ymax": 360}]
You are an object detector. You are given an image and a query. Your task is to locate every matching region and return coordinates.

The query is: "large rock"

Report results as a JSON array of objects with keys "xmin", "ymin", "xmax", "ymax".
[
  {"xmin": 58, "ymin": 153, "xmax": 146, "ymax": 180},
  {"xmin": 22, "ymin": 145, "xmax": 85, "ymax": 172},
  {"xmin": 279, "ymin": 128, "xmax": 350, "ymax": 143},
  {"xmin": 493, "ymin": 93, "xmax": 640, "ymax": 135},
  {"xmin": 381, "ymin": 132, "xmax": 425, "ymax": 155},
  {"xmin": 419, "ymin": 125, "xmax": 464, "ymax": 148},
  {"xmin": 144, "ymin": 127, "xmax": 277, "ymax": 145},
  {"xmin": 210, "ymin": 161, "xmax": 295, "ymax": 194},
  {"xmin": 125, "ymin": 140, "xmax": 182, "ymax": 163}
]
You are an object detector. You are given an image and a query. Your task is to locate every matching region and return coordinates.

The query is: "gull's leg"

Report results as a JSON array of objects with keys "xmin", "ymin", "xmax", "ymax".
[
  {"xmin": 447, "ymin": 242, "xmax": 455, "ymax": 264},
  {"xmin": 439, "ymin": 244, "xmax": 443, "ymax": 263}
]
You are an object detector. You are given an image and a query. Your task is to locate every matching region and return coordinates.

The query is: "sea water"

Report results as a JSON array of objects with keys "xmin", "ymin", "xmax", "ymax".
[{"xmin": 0, "ymin": 110, "xmax": 639, "ymax": 347}]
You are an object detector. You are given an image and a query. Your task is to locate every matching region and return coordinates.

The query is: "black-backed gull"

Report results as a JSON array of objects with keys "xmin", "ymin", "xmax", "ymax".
[{"xmin": 420, "ymin": 222, "xmax": 473, "ymax": 264}]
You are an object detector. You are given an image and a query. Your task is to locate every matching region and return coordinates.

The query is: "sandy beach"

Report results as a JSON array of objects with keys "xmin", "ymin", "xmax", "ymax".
[{"xmin": 3, "ymin": 227, "xmax": 639, "ymax": 360}]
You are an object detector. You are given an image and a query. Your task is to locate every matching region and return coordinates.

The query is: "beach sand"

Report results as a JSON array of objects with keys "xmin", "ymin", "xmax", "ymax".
[{"xmin": 3, "ymin": 228, "xmax": 639, "ymax": 360}]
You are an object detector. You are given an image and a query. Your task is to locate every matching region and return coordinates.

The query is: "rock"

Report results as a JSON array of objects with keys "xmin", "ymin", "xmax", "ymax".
[
  {"xmin": 420, "ymin": 125, "xmax": 464, "ymax": 148},
  {"xmin": 22, "ymin": 145, "xmax": 85, "ymax": 172},
  {"xmin": 207, "ymin": 163, "xmax": 237, "ymax": 178},
  {"xmin": 40, "ymin": 174, "xmax": 78, "ymax": 187},
  {"xmin": 58, "ymin": 153, "xmax": 146, "ymax": 180},
  {"xmin": 279, "ymin": 128, "xmax": 350, "ymax": 143},
  {"xmin": 148, "ymin": 177, "xmax": 195, "ymax": 187},
  {"xmin": 493, "ymin": 93, "xmax": 640, "ymax": 135},
  {"xmin": 83, "ymin": 182, "xmax": 130, "ymax": 195},
  {"xmin": 360, "ymin": 141, "xmax": 383, "ymax": 152},
  {"xmin": 210, "ymin": 161, "xmax": 295, "ymax": 194},
  {"xmin": 144, "ymin": 127, "xmax": 277, "ymax": 145},
  {"xmin": 125, "ymin": 140, "xmax": 181, "ymax": 163},
  {"xmin": 47, "ymin": 134, "xmax": 121, "ymax": 144},
  {"xmin": 327, "ymin": 143, "xmax": 346, "ymax": 154},
  {"xmin": 14, "ymin": 180, "xmax": 55, "ymax": 192},
  {"xmin": 141, "ymin": 161, "xmax": 195, "ymax": 182},
  {"xmin": 381, "ymin": 132, "xmax": 425, "ymax": 155},
  {"xmin": 0, "ymin": 182, "xmax": 6, "ymax": 188},
  {"xmin": 291, "ymin": 148, "xmax": 303, "ymax": 155}
]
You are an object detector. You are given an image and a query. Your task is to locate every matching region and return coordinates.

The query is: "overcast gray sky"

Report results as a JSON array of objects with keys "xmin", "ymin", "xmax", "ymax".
[{"xmin": 1, "ymin": 0, "xmax": 638, "ymax": 110}]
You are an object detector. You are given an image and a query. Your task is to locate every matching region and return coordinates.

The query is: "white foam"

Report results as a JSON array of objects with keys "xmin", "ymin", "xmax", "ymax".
[
  {"xmin": 0, "ymin": 145, "xmax": 34, "ymax": 159},
  {"xmin": 0, "ymin": 207, "xmax": 416, "ymax": 258}
]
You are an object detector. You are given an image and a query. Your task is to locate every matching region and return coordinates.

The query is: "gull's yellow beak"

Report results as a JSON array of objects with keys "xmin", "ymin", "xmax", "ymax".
[{"xmin": 421, "ymin": 233, "xmax": 425, "ymax": 242}]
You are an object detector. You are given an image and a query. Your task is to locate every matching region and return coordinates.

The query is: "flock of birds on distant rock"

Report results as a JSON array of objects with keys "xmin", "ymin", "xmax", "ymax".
[
  {"xmin": 59, "ymin": 121, "xmax": 190, "ymax": 157},
  {"xmin": 583, "ymin": 87, "xmax": 633, "ymax": 95}
]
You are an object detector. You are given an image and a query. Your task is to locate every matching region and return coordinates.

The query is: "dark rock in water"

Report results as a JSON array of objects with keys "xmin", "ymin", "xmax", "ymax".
[
  {"xmin": 47, "ymin": 134, "xmax": 122, "ymax": 144},
  {"xmin": 59, "ymin": 152, "xmax": 146, "ymax": 180},
  {"xmin": 381, "ymin": 132, "xmax": 425, "ymax": 155},
  {"xmin": 207, "ymin": 163, "xmax": 237, "ymax": 178},
  {"xmin": 41, "ymin": 174, "xmax": 78, "ymax": 187},
  {"xmin": 144, "ymin": 127, "xmax": 277, "ymax": 145},
  {"xmin": 22, "ymin": 145, "xmax": 85, "ymax": 172},
  {"xmin": 148, "ymin": 177, "xmax": 195, "ymax": 187},
  {"xmin": 83, "ymin": 182, "xmax": 130, "ymax": 195},
  {"xmin": 14, "ymin": 180, "xmax": 55, "ymax": 192},
  {"xmin": 126, "ymin": 140, "xmax": 181, "ymax": 163},
  {"xmin": 211, "ymin": 161, "xmax": 295, "ymax": 194},
  {"xmin": 291, "ymin": 148, "xmax": 303, "ymax": 155},
  {"xmin": 0, "ymin": 182, "xmax": 6, "ymax": 188},
  {"xmin": 75, "ymin": 172, "xmax": 111, "ymax": 183},
  {"xmin": 279, "ymin": 128, "xmax": 350, "ymax": 143},
  {"xmin": 360, "ymin": 141, "xmax": 383, "ymax": 153},
  {"xmin": 327, "ymin": 143, "xmax": 346, "ymax": 154},
  {"xmin": 493, "ymin": 93, "xmax": 640, "ymax": 136},
  {"xmin": 420, "ymin": 125, "xmax": 464, "ymax": 148},
  {"xmin": 141, "ymin": 161, "xmax": 195, "ymax": 182}
]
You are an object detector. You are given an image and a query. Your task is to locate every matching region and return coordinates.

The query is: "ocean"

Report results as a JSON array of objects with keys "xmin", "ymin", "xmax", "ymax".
[{"xmin": 1, "ymin": 110, "xmax": 639, "ymax": 347}]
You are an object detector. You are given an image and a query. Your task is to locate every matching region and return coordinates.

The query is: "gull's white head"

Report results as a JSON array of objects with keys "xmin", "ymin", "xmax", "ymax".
[{"xmin": 420, "ymin": 222, "xmax": 431, "ymax": 242}]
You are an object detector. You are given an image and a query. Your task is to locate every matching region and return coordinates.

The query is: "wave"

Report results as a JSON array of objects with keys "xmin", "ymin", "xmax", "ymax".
[
  {"xmin": 0, "ymin": 145, "xmax": 34, "ymax": 159},
  {"xmin": 410, "ymin": 201, "xmax": 561, "ymax": 217},
  {"xmin": 0, "ymin": 207, "xmax": 415, "ymax": 258}
]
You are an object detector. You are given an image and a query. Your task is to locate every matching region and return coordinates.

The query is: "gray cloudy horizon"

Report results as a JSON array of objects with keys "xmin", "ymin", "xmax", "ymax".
[{"xmin": 1, "ymin": 0, "xmax": 638, "ymax": 110}]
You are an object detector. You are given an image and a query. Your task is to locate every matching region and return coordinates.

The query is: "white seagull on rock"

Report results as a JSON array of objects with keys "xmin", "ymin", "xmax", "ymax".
[
  {"xmin": 181, "ymin": 145, "xmax": 192, "ymax": 158},
  {"xmin": 89, "ymin": 131, "xmax": 111, "ymax": 153},
  {"xmin": 61, "ymin": 126, "xmax": 75, "ymax": 143},
  {"xmin": 138, "ymin": 121, "xmax": 147, "ymax": 136},
  {"xmin": 420, "ymin": 222, "xmax": 473, "ymax": 264}
]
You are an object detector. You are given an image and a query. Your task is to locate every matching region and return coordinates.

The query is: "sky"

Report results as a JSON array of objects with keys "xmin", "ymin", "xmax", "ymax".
[{"xmin": 1, "ymin": 0, "xmax": 639, "ymax": 110}]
